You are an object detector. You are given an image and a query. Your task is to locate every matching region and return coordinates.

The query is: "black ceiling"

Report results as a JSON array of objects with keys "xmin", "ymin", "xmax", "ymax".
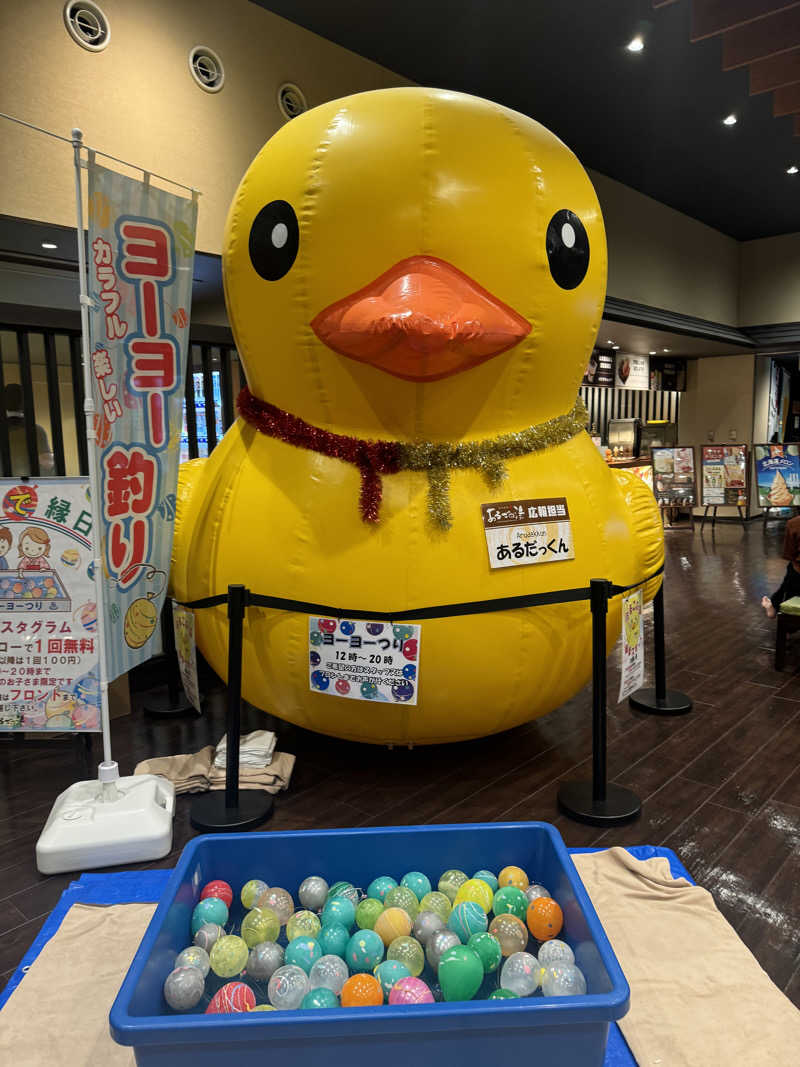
[{"xmin": 254, "ymin": 0, "xmax": 800, "ymax": 240}]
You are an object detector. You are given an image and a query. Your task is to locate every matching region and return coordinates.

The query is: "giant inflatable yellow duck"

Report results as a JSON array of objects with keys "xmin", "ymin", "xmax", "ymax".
[{"xmin": 171, "ymin": 87, "xmax": 663, "ymax": 744}]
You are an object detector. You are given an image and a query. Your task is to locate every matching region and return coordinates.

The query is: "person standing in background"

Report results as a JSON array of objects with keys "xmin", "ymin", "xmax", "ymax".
[
  {"xmin": 762, "ymin": 512, "xmax": 800, "ymax": 617},
  {"xmin": 4, "ymin": 382, "xmax": 55, "ymax": 476}
]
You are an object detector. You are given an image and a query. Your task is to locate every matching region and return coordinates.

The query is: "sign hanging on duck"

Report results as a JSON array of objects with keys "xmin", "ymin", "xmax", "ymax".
[
  {"xmin": 481, "ymin": 497, "xmax": 574, "ymax": 569},
  {"xmin": 309, "ymin": 617, "xmax": 420, "ymax": 704}
]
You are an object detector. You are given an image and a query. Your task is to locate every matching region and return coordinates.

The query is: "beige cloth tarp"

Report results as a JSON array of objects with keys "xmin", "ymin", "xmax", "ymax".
[
  {"xmin": 2, "ymin": 848, "xmax": 798, "ymax": 1065},
  {"xmin": 572, "ymin": 848, "xmax": 800, "ymax": 1066},
  {"xmin": 0, "ymin": 902, "xmax": 153, "ymax": 1065},
  {"xmin": 133, "ymin": 746, "xmax": 295, "ymax": 794}
]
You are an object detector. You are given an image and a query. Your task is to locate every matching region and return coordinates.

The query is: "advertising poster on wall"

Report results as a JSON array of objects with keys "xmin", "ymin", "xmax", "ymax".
[
  {"xmin": 0, "ymin": 479, "xmax": 101, "ymax": 731},
  {"xmin": 87, "ymin": 158, "xmax": 197, "ymax": 681},
  {"xmin": 616, "ymin": 354, "xmax": 650, "ymax": 390},
  {"xmin": 652, "ymin": 447, "xmax": 696, "ymax": 506},
  {"xmin": 701, "ymin": 445, "xmax": 747, "ymax": 506},
  {"xmin": 754, "ymin": 444, "xmax": 800, "ymax": 508},
  {"xmin": 582, "ymin": 348, "xmax": 615, "ymax": 387}
]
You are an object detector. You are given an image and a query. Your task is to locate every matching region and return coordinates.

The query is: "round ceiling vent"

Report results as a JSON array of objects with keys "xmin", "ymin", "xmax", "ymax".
[
  {"xmin": 278, "ymin": 83, "xmax": 307, "ymax": 120},
  {"xmin": 63, "ymin": 1, "xmax": 110, "ymax": 52},
  {"xmin": 189, "ymin": 46, "xmax": 225, "ymax": 93}
]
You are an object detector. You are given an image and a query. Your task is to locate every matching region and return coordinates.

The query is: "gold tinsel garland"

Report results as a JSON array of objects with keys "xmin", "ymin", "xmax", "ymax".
[
  {"xmin": 238, "ymin": 387, "xmax": 588, "ymax": 529},
  {"xmin": 399, "ymin": 397, "xmax": 589, "ymax": 528}
]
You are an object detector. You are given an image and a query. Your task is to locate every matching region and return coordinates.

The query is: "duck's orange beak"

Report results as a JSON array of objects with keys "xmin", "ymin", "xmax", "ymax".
[{"xmin": 311, "ymin": 255, "xmax": 531, "ymax": 382}]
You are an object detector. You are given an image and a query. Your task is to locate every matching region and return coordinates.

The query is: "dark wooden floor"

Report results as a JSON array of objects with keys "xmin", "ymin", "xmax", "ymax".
[{"xmin": 1, "ymin": 519, "xmax": 799, "ymax": 1006}]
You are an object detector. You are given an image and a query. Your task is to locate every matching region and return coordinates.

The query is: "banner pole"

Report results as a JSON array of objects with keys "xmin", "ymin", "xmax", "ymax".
[{"xmin": 71, "ymin": 127, "xmax": 117, "ymax": 782}]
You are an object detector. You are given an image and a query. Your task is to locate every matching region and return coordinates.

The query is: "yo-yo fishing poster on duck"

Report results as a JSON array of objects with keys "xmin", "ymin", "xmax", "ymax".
[
  {"xmin": 309, "ymin": 618, "xmax": 420, "ymax": 704},
  {"xmin": 87, "ymin": 158, "xmax": 197, "ymax": 680},
  {"xmin": 0, "ymin": 479, "xmax": 100, "ymax": 731}
]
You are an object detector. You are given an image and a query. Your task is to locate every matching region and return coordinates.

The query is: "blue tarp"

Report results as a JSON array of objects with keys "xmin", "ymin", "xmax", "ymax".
[{"xmin": 0, "ymin": 845, "xmax": 693, "ymax": 1065}]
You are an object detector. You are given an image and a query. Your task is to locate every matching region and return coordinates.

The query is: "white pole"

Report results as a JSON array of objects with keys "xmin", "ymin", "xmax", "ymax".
[{"xmin": 71, "ymin": 128, "xmax": 117, "ymax": 784}]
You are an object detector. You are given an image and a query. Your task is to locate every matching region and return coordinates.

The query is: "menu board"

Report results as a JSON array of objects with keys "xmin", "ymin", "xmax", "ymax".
[
  {"xmin": 701, "ymin": 445, "xmax": 747, "ymax": 507},
  {"xmin": 652, "ymin": 447, "xmax": 696, "ymax": 506},
  {"xmin": 754, "ymin": 444, "xmax": 800, "ymax": 508},
  {"xmin": 582, "ymin": 348, "xmax": 615, "ymax": 387},
  {"xmin": 615, "ymin": 354, "xmax": 650, "ymax": 391}
]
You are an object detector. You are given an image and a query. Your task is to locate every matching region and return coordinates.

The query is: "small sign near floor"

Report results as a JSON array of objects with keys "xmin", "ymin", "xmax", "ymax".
[
  {"xmin": 619, "ymin": 589, "xmax": 645, "ymax": 702},
  {"xmin": 0, "ymin": 478, "xmax": 101, "ymax": 731},
  {"xmin": 309, "ymin": 617, "xmax": 420, "ymax": 704},
  {"xmin": 482, "ymin": 498, "xmax": 574, "ymax": 569},
  {"xmin": 172, "ymin": 600, "xmax": 202, "ymax": 713}
]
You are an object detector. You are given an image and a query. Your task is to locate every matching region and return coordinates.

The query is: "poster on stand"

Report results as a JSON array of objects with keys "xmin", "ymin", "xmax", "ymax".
[
  {"xmin": 0, "ymin": 479, "xmax": 101, "ymax": 731},
  {"xmin": 701, "ymin": 445, "xmax": 747, "ymax": 506},
  {"xmin": 618, "ymin": 588, "xmax": 645, "ymax": 702},
  {"xmin": 172, "ymin": 600, "xmax": 202, "ymax": 713},
  {"xmin": 87, "ymin": 158, "xmax": 197, "ymax": 681},
  {"xmin": 754, "ymin": 444, "xmax": 800, "ymax": 508},
  {"xmin": 309, "ymin": 617, "xmax": 420, "ymax": 704},
  {"xmin": 616, "ymin": 355, "xmax": 650, "ymax": 390},
  {"xmin": 652, "ymin": 447, "xmax": 696, "ymax": 506}
]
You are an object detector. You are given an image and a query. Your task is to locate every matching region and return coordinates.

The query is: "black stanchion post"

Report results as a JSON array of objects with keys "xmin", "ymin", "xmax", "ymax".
[
  {"xmin": 190, "ymin": 584, "xmax": 274, "ymax": 832},
  {"xmin": 557, "ymin": 579, "xmax": 641, "ymax": 826},
  {"xmin": 629, "ymin": 583, "xmax": 692, "ymax": 716}
]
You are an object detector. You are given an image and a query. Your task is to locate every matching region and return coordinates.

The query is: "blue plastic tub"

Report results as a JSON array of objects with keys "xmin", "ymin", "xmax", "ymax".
[{"xmin": 110, "ymin": 822, "xmax": 629, "ymax": 1066}]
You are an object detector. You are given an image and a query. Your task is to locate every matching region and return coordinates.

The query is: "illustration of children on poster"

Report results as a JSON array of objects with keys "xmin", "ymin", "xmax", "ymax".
[{"xmin": 0, "ymin": 479, "xmax": 101, "ymax": 732}]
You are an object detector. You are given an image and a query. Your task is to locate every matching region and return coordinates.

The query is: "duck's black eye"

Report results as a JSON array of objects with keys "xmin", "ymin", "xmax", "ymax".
[
  {"xmin": 248, "ymin": 200, "xmax": 299, "ymax": 281},
  {"xmin": 546, "ymin": 209, "xmax": 589, "ymax": 290}
]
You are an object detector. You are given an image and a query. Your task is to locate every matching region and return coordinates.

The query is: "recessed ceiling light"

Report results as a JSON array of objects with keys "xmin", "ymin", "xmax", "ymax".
[
  {"xmin": 626, "ymin": 36, "xmax": 644, "ymax": 53},
  {"xmin": 612, "ymin": 345, "xmax": 621, "ymax": 350},
  {"xmin": 722, "ymin": 114, "xmax": 737, "ymax": 126},
  {"xmin": 606, "ymin": 339, "xmax": 615, "ymax": 344},
  {"xmin": 649, "ymin": 350, "xmax": 656, "ymax": 355},
  {"xmin": 663, "ymin": 348, "xmax": 670, "ymax": 352},
  {"xmin": 41, "ymin": 242, "xmax": 58, "ymax": 250},
  {"xmin": 788, "ymin": 166, "xmax": 799, "ymax": 175}
]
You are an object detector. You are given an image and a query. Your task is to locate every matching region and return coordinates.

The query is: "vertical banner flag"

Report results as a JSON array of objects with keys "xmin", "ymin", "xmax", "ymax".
[
  {"xmin": 87, "ymin": 161, "xmax": 197, "ymax": 680},
  {"xmin": 618, "ymin": 588, "xmax": 645, "ymax": 703},
  {"xmin": 0, "ymin": 479, "xmax": 100, "ymax": 731}
]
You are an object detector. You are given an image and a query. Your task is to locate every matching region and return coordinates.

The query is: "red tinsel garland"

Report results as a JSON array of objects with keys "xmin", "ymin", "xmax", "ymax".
[{"xmin": 237, "ymin": 387, "xmax": 401, "ymax": 523}]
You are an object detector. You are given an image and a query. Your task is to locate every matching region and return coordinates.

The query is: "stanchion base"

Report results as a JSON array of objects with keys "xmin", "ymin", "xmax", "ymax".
[
  {"xmin": 190, "ymin": 790, "xmax": 274, "ymax": 833},
  {"xmin": 557, "ymin": 781, "xmax": 641, "ymax": 827},
  {"xmin": 142, "ymin": 687, "xmax": 196, "ymax": 717},
  {"xmin": 629, "ymin": 687, "xmax": 693, "ymax": 716}
]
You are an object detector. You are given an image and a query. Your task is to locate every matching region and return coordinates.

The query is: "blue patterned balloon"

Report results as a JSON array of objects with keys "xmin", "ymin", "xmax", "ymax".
[
  {"xmin": 340, "ymin": 621, "xmax": 355, "ymax": 635},
  {"xmin": 392, "ymin": 681, "xmax": 414, "ymax": 701},
  {"xmin": 366, "ymin": 623, "xmax": 384, "ymax": 635},
  {"xmin": 321, "ymin": 897, "xmax": 356, "ymax": 930},
  {"xmin": 367, "ymin": 876, "xmax": 398, "ymax": 903},
  {"xmin": 374, "ymin": 959, "xmax": 412, "ymax": 998},
  {"xmin": 402, "ymin": 664, "xmax": 416, "ymax": 680},
  {"xmin": 346, "ymin": 929, "xmax": 385, "ymax": 972},
  {"xmin": 311, "ymin": 670, "xmax": 330, "ymax": 690},
  {"xmin": 448, "ymin": 901, "xmax": 488, "ymax": 944},
  {"xmin": 302, "ymin": 987, "xmax": 339, "ymax": 1009},
  {"xmin": 317, "ymin": 923, "xmax": 349, "ymax": 957},
  {"xmin": 473, "ymin": 869, "xmax": 499, "ymax": 893},
  {"xmin": 285, "ymin": 936, "xmax": 322, "ymax": 975},
  {"xmin": 191, "ymin": 897, "xmax": 228, "ymax": 936},
  {"xmin": 309, "ymin": 651, "xmax": 321, "ymax": 666},
  {"xmin": 401, "ymin": 871, "xmax": 432, "ymax": 900}
]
